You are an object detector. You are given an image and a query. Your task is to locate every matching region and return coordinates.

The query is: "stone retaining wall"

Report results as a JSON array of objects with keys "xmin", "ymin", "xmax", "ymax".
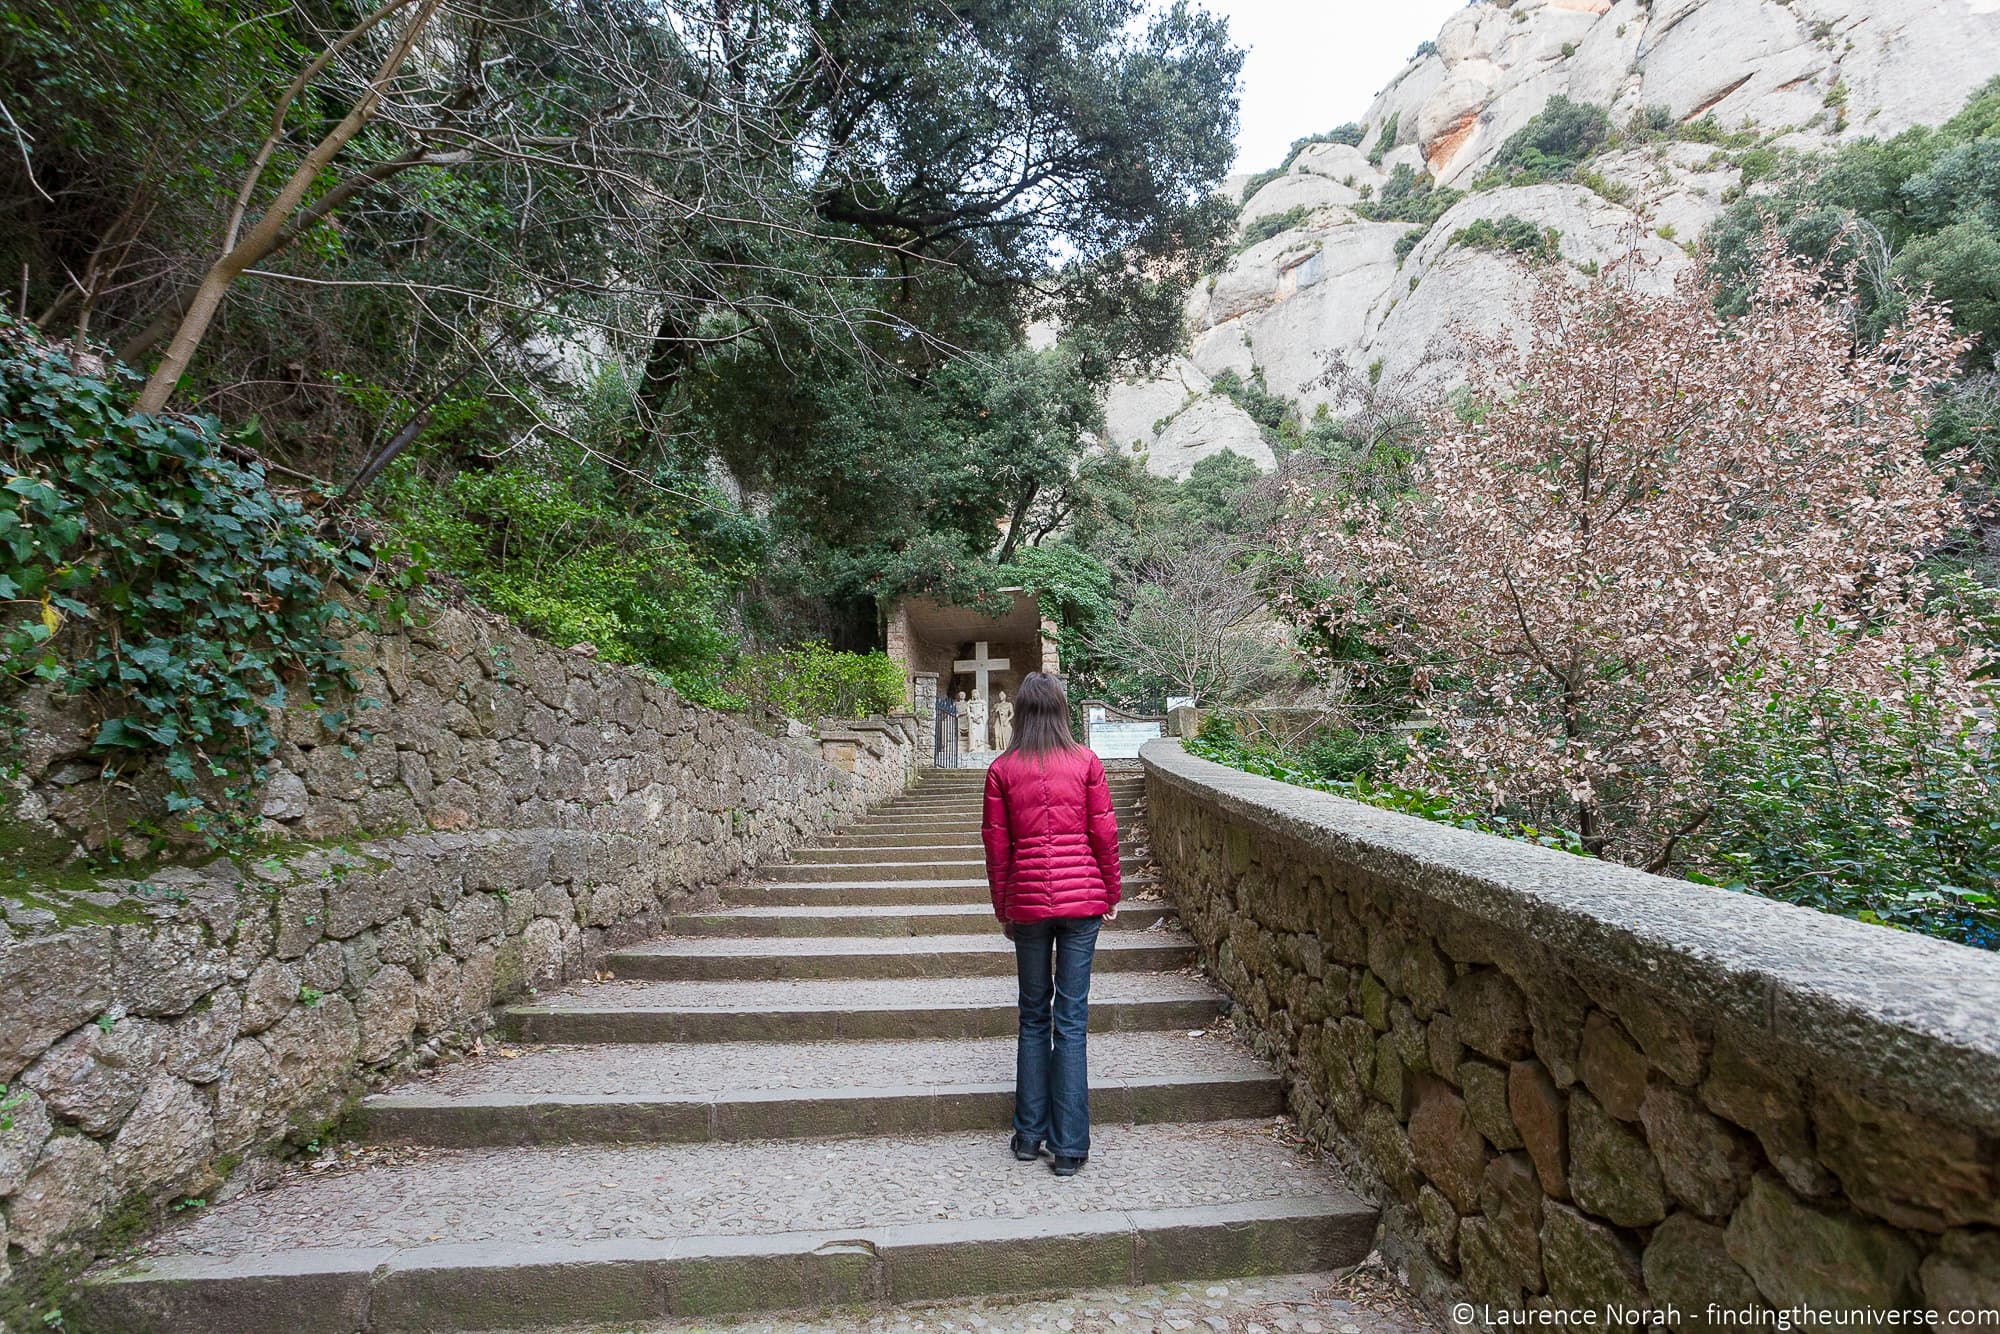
[
  {"xmin": 0, "ymin": 605, "xmax": 920, "ymax": 1296},
  {"xmin": 1142, "ymin": 741, "xmax": 2000, "ymax": 1329}
]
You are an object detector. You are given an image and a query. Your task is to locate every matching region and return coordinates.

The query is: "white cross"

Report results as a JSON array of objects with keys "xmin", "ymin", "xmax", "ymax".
[{"xmin": 952, "ymin": 640, "xmax": 1009, "ymax": 750}]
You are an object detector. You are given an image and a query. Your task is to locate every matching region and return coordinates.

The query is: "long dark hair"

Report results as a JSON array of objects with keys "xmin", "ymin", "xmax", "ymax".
[{"xmin": 1004, "ymin": 671, "xmax": 1083, "ymax": 761}]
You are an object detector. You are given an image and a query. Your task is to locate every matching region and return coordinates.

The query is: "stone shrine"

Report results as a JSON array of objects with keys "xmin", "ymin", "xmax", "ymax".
[{"xmin": 883, "ymin": 588, "xmax": 1060, "ymax": 761}]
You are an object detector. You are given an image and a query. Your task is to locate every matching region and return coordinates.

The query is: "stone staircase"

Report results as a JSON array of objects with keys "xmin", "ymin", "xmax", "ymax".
[{"xmin": 80, "ymin": 768, "xmax": 1375, "ymax": 1332}]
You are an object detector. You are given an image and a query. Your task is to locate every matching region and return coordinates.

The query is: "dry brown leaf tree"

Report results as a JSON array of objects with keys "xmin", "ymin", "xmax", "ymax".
[{"xmin": 1288, "ymin": 238, "xmax": 1980, "ymax": 867}]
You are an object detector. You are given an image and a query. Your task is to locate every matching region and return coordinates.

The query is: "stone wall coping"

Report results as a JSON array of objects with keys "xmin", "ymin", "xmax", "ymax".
[{"xmin": 1142, "ymin": 739, "xmax": 2000, "ymax": 1128}]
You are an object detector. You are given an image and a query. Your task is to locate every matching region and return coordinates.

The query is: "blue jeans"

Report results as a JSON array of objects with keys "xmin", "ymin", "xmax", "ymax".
[{"xmin": 1012, "ymin": 915, "xmax": 1102, "ymax": 1159}]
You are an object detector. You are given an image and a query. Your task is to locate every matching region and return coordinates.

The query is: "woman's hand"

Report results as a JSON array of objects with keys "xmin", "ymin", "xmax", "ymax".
[
  {"xmin": 1105, "ymin": 903, "xmax": 1119, "ymax": 922},
  {"xmin": 1000, "ymin": 920, "xmax": 1016, "ymax": 941}
]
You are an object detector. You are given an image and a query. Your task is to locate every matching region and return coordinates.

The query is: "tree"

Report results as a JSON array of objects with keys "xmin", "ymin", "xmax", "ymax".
[
  {"xmin": 1080, "ymin": 538, "xmax": 1284, "ymax": 706},
  {"xmin": 1290, "ymin": 238, "xmax": 1978, "ymax": 866},
  {"xmin": 1706, "ymin": 77, "xmax": 2000, "ymax": 365}
]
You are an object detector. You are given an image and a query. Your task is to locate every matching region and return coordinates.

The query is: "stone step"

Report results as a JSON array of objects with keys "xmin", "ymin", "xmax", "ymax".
[
  {"xmin": 80, "ymin": 1123, "xmax": 1373, "ymax": 1332},
  {"xmin": 882, "ymin": 787, "xmax": 1144, "ymax": 802},
  {"xmin": 664, "ymin": 902, "xmax": 1180, "ymax": 937},
  {"xmin": 911, "ymin": 773, "xmax": 1145, "ymax": 787},
  {"xmin": 845, "ymin": 818, "xmax": 1147, "ymax": 839},
  {"xmin": 877, "ymin": 798, "xmax": 1145, "ymax": 815},
  {"xmin": 603, "ymin": 931, "xmax": 1194, "ymax": 981},
  {"xmin": 793, "ymin": 841, "xmax": 985, "ymax": 861},
  {"xmin": 359, "ymin": 1071, "xmax": 1282, "ymax": 1149},
  {"xmin": 760, "ymin": 856, "xmax": 1149, "ymax": 883},
  {"xmin": 501, "ymin": 972, "xmax": 1223, "ymax": 1043},
  {"xmin": 823, "ymin": 830, "xmax": 1148, "ymax": 850},
  {"xmin": 726, "ymin": 877, "xmax": 1158, "ymax": 909},
  {"xmin": 359, "ymin": 1032, "xmax": 1276, "ymax": 1148}
]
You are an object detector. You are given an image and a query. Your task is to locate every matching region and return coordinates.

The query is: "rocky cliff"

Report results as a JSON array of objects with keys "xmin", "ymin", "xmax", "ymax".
[{"xmin": 1109, "ymin": 0, "xmax": 2000, "ymax": 478}]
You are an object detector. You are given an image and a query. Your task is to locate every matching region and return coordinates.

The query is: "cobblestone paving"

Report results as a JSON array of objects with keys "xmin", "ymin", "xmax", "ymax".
[
  {"xmin": 142, "ymin": 1119, "xmax": 1333, "ymax": 1258},
  {"xmin": 509, "ymin": 1270, "xmax": 1438, "ymax": 1334},
  {"xmin": 404, "ymin": 1030, "xmax": 1262, "ymax": 1097}
]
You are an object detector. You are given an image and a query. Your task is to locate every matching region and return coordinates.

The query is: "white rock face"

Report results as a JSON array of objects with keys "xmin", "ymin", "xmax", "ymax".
[
  {"xmin": 1099, "ymin": 356, "xmax": 1275, "ymax": 479},
  {"xmin": 1103, "ymin": 357, "xmax": 1210, "ymax": 455},
  {"xmin": 1240, "ymin": 173, "xmax": 1358, "ymax": 225},
  {"xmin": 1148, "ymin": 395, "xmax": 1276, "ymax": 480},
  {"xmin": 1105, "ymin": 0, "xmax": 2000, "ymax": 479}
]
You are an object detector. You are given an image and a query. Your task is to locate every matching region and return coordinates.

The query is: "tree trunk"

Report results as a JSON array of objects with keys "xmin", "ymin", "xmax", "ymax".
[{"xmin": 133, "ymin": 0, "xmax": 443, "ymax": 414}]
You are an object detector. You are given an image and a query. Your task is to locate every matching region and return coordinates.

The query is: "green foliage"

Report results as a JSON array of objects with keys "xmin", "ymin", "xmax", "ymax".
[
  {"xmin": 1295, "ymin": 727, "xmax": 1413, "ymax": 782},
  {"xmin": 0, "ymin": 323, "xmax": 355, "ymax": 848},
  {"xmin": 1295, "ymin": 123, "xmax": 1365, "ymax": 153},
  {"xmin": 734, "ymin": 339, "xmax": 1104, "ymax": 609},
  {"xmin": 1238, "ymin": 125, "xmax": 1366, "ymax": 201},
  {"xmin": 1208, "ymin": 370, "xmax": 1296, "ymax": 449},
  {"xmin": 1368, "ymin": 113, "xmax": 1400, "ymax": 167},
  {"xmin": 721, "ymin": 643, "xmax": 904, "ymax": 722},
  {"xmin": 1478, "ymin": 96, "xmax": 1611, "ymax": 186},
  {"xmin": 1624, "ymin": 104, "xmax": 1679, "ymax": 142},
  {"xmin": 375, "ymin": 443, "xmax": 744, "ymax": 693},
  {"xmin": 1239, "ymin": 165, "xmax": 1289, "ymax": 200},
  {"xmin": 1029, "ymin": 449, "xmax": 1268, "ymax": 703},
  {"xmin": 1185, "ymin": 727, "xmax": 1586, "ymax": 855},
  {"xmin": 1357, "ymin": 164, "xmax": 1463, "ymax": 227},
  {"xmin": 1236, "ymin": 206, "xmax": 1312, "ymax": 251},
  {"xmin": 1005, "ymin": 542, "xmax": 1116, "ymax": 687},
  {"xmin": 1571, "ymin": 167, "xmax": 1631, "ymax": 204},
  {"xmin": 1689, "ymin": 663, "xmax": 2000, "ymax": 949},
  {"xmin": 1450, "ymin": 215, "xmax": 1562, "ymax": 261},
  {"xmin": 1394, "ymin": 227, "xmax": 1428, "ymax": 262},
  {"xmin": 1706, "ymin": 78, "xmax": 2000, "ymax": 365},
  {"xmin": 1733, "ymin": 146, "xmax": 1783, "ymax": 185},
  {"xmin": 1887, "ymin": 221, "xmax": 2000, "ymax": 356}
]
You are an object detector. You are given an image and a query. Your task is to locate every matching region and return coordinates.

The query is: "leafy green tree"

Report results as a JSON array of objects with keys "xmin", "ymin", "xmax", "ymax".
[{"xmin": 1706, "ymin": 77, "xmax": 2000, "ymax": 364}]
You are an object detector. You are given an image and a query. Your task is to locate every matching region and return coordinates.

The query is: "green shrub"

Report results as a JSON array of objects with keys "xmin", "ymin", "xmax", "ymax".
[
  {"xmin": 1484, "ymin": 95, "xmax": 1611, "ymax": 184},
  {"xmin": 1703, "ymin": 80, "xmax": 2000, "ymax": 364},
  {"xmin": 1296, "ymin": 727, "xmax": 1412, "ymax": 781},
  {"xmin": 1689, "ymin": 663, "xmax": 2000, "ymax": 949},
  {"xmin": 1208, "ymin": 369, "xmax": 1295, "ymax": 446},
  {"xmin": 1239, "ymin": 165, "xmax": 1287, "ymax": 200},
  {"xmin": 1357, "ymin": 164, "xmax": 1463, "ymax": 227},
  {"xmin": 1571, "ymin": 167, "xmax": 1631, "ymax": 203},
  {"xmin": 1236, "ymin": 205, "xmax": 1312, "ymax": 251},
  {"xmin": 723, "ymin": 643, "xmax": 904, "ymax": 721},
  {"xmin": 1369, "ymin": 112, "xmax": 1400, "ymax": 167},
  {"xmin": 378, "ymin": 448, "xmax": 741, "ymax": 690},
  {"xmin": 1185, "ymin": 728, "xmax": 1585, "ymax": 855},
  {"xmin": 1395, "ymin": 226, "xmax": 1428, "ymax": 262},
  {"xmin": 1734, "ymin": 145, "xmax": 1782, "ymax": 184},
  {"xmin": 0, "ymin": 321, "xmax": 358, "ymax": 848},
  {"xmin": 1449, "ymin": 215, "xmax": 1562, "ymax": 261},
  {"xmin": 1238, "ymin": 125, "xmax": 1368, "ymax": 205},
  {"xmin": 1624, "ymin": 104, "xmax": 1677, "ymax": 143}
]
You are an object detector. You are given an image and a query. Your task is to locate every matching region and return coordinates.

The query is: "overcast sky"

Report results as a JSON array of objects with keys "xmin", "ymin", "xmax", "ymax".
[{"xmin": 1201, "ymin": 0, "xmax": 1468, "ymax": 173}]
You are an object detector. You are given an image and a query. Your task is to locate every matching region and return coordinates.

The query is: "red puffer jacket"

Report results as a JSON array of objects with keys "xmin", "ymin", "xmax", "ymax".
[{"xmin": 982, "ymin": 746, "xmax": 1122, "ymax": 923}]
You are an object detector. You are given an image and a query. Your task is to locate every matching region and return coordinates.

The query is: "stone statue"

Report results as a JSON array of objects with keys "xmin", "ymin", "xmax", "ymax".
[
  {"xmin": 965, "ymin": 689, "xmax": 989, "ymax": 753},
  {"xmin": 991, "ymin": 689, "xmax": 1013, "ymax": 751},
  {"xmin": 955, "ymin": 691, "xmax": 970, "ymax": 751},
  {"xmin": 933, "ymin": 691, "xmax": 959, "ymax": 768}
]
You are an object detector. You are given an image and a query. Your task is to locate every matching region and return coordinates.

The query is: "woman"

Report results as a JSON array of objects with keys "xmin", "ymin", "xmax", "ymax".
[{"xmin": 981, "ymin": 671, "xmax": 1121, "ymax": 1176}]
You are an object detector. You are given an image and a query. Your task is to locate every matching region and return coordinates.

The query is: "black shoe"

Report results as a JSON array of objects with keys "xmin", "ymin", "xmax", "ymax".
[
  {"xmin": 1050, "ymin": 1154, "xmax": 1086, "ymax": 1177},
  {"xmin": 1010, "ymin": 1133, "xmax": 1043, "ymax": 1162}
]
